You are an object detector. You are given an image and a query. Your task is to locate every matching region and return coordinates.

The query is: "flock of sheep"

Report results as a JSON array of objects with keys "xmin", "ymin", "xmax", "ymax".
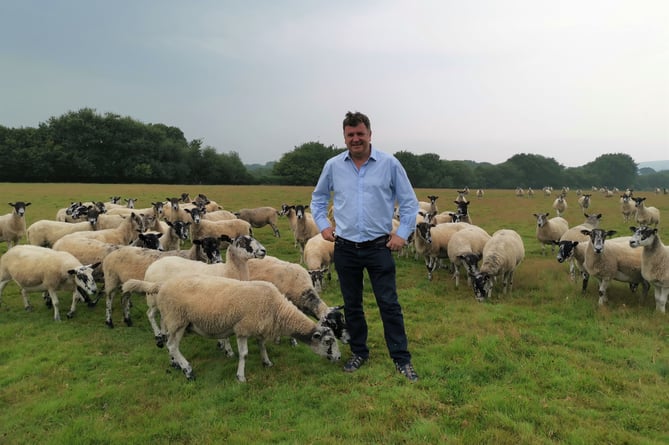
[
  {"xmin": 0, "ymin": 194, "xmax": 346, "ymax": 382},
  {"xmin": 0, "ymin": 186, "xmax": 667, "ymax": 381}
]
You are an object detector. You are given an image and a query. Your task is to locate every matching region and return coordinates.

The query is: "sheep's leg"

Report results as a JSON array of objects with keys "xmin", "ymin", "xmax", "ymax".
[
  {"xmin": 235, "ymin": 336, "xmax": 249, "ymax": 382},
  {"xmin": 66, "ymin": 289, "xmax": 83, "ymax": 319},
  {"xmin": 451, "ymin": 264, "xmax": 460, "ymax": 288},
  {"xmin": 597, "ymin": 278, "xmax": 610, "ymax": 306},
  {"xmin": 581, "ymin": 271, "xmax": 590, "ymax": 294},
  {"xmin": 258, "ymin": 339, "xmax": 273, "ymax": 368},
  {"xmin": 217, "ymin": 337, "xmax": 235, "ymax": 357},
  {"xmin": 46, "ymin": 289, "xmax": 60, "ymax": 321},
  {"xmin": 655, "ymin": 287, "xmax": 668, "ymax": 313},
  {"xmin": 0, "ymin": 279, "xmax": 10, "ymax": 306},
  {"xmin": 105, "ymin": 288, "xmax": 116, "ymax": 328},
  {"xmin": 19, "ymin": 288, "xmax": 34, "ymax": 312},
  {"xmin": 271, "ymin": 224, "xmax": 280, "ymax": 237},
  {"xmin": 568, "ymin": 259, "xmax": 576, "ymax": 282},
  {"xmin": 166, "ymin": 325, "xmax": 194, "ymax": 380},
  {"xmin": 121, "ymin": 292, "xmax": 133, "ymax": 326}
]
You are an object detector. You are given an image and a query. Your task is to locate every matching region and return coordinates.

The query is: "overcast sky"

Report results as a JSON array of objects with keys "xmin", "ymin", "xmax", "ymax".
[{"xmin": 2, "ymin": 1, "xmax": 667, "ymax": 167}]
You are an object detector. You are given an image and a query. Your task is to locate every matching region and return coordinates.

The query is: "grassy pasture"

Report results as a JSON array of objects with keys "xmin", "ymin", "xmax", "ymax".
[{"xmin": 0, "ymin": 183, "xmax": 668, "ymax": 444}]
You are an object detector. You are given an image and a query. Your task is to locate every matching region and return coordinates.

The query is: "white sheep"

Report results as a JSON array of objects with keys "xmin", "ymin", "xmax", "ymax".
[
  {"xmin": 554, "ymin": 213, "xmax": 602, "ymax": 284},
  {"xmin": 62, "ymin": 212, "xmax": 145, "ymax": 245},
  {"xmin": 235, "ymin": 207, "xmax": 281, "ymax": 237},
  {"xmin": 552, "ymin": 194, "xmax": 568, "ymax": 217},
  {"xmin": 447, "ymin": 225, "xmax": 491, "ymax": 288},
  {"xmin": 619, "ymin": 194, "xmax": 635, "ymax": 223},
  {"xmin": 629, "ymin": 226, "xmax": 669, "ymax": 313},
  {"xmin": 0, "ymin": 245, "xmax": 99, "ymax": 320},
  {"xmin": 577, "ymin": 194, "xmax": 592, "ymax": 211},
  {"xmin": 141, "ymin": 234, "xmax": 267, "ymax": 346},
  {"xmin": 533, "ymin": 213, "xmax": 569, "ymax": 255},
  {"xmin": 103, "ymin": 234, "xmax": 236, "ymax": 329},
  {"xmin": 414, "ymin": 221, "xmax": 469, "ymax": 280},
  {"xmin": 468, "ymin": 229, "xmax": 525, "ymax": 301},
  {"xmin": 303, "ymin": 233, "xmax": 334, "ymax": 292},
  {"xmin": 280, "ymin": 204, "xmax": 319, "ymax": 249},
  {"xmin": 185, "ymin": 207, "xmax": 252, "ymax": 244},
  {"xmin": 580, "ymin": 228, "xmax": 649, "ymax": 307},
  {"xmin": 142, "ymin": 213, "xmax": 190, "ymax": 251},
  {"xmin": 27, "ymin": 212, "xmax": 98, "ymax": 248},
  {"xmin": 632, "ymin": 197, "xmax": 660, "ymax": 227},
  {"xmin": 0, "ymin": 202, "xmax": 31, "ymax": 249},
  {"xmin": 122, "ymin": 275, "xmax": 341, "ymax": 382}
]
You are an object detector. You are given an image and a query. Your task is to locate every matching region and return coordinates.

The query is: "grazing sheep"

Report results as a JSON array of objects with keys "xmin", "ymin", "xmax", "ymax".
[
  {"xmin": 447, "ymin": 225, "xmax": 491, "ymax": 288},
  {"xmin": 552, "ymin": 194, "xmax": 567, "ymax": 217},
  {"xmin": 632, "ymin": 197, "xmax": 660, "ymax": 227},
  {"xmin": 0, "ymin": 202, "xmax": 31, "ymax": 249},
  {"xmin": 580, "ymin": 228, "xmax": 649, "ymax": 307},
  {"xmin": 303, "ymin": 233, "xmax": 334, "ymax": 292},
  {"xmin": 141, "ymin": 234, "xmax": 267, "ymax": 348},
  {"xmin": 620, "ymin": 195, "xmax": 636, "ymax": 223},
  {"xmin": 63, "ymin": 212, "xmax": 145, "ymax": 245},
  {"xmin": 0, "ymin": 245, "xmax": 99, "ymax": 320},
  {"xmin": 577, "ymin": 194, "xmax": 592, "ymax": 211},
  {"xmin": 123, "ymin": 275, "xmax": 341, "ymax": 382},
  {"xmin": 235, "ymin": 207, "xmax": 281, "ymax": 237},
  {"xmin": 533, "ymin": 213, "xmax": 569, "ymax": 255},
  {"xmin": 629, "ymin": 226, "xmax": 669, "ymax": 313},
  {"xmin": 468, "ymin": 229, "xmax": 525, "ymax": 301},
  {"xmin": 414, "ymin": 221, "xmax": 469, "ymax": 280}
]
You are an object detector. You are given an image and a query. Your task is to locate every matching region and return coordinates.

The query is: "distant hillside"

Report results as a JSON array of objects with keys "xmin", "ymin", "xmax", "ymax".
[{"xmin": 638, "ymin": 160, "xmax": 669, "ymax": 172}]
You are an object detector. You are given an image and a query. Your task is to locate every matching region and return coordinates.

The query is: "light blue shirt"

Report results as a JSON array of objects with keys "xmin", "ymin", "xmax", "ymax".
[{"xmin": 311, "ymin": 146, "xmax": 418, "ymax": 242}]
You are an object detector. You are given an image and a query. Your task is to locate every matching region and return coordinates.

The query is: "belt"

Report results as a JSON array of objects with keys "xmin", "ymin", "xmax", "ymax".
[{"xmin": 335, "ymin": 235, "xmax": 389, "ymax": 249}]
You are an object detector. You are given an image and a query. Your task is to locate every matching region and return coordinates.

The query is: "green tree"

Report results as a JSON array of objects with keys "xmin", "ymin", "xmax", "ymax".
[
  {"xmin": 581, "ymin": 153, "xmax": 637, "ymax": 189},
  {"xmin": 273, "ymin": 142, "xmax": 342, "ymax": 185}
]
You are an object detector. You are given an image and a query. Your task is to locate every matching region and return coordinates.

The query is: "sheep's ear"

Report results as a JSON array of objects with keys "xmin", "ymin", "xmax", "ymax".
[
  {"xmin": 67, "ymin": 269, "xmax": 76, "ymax": 276},
  {"xmin": 25, "ymin": 202, "xmax": 32, "ymax": 207},
  {"xmin": 629, "ymin": 226, "xmax": 637, "ymax": 233},
  {"xmin": 312, "ymin": 330, "xmax": 323, "ymax": 340},
  {"xmin": 580, "ymin": 229, "xmax": 591, "ymax": 236},
  {"xmin": 219, "ymin": 234, "xmax": 233, "ymax": 243},
  {"xmin": 331, "ymin": 305, "xmax": 344, "ymax": 311},
  {"xmin": 607, "ymin": 230, "xmax": 617, "ymax": 237},
  {"xmin": 89, "ymin": 262, "xmax": 102, "ymax": 270}
]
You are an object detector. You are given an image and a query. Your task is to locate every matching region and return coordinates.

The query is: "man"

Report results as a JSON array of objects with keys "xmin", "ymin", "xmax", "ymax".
[{"xmin": 310, "ymin": 111, "xmax": 419, "ymax": 382}]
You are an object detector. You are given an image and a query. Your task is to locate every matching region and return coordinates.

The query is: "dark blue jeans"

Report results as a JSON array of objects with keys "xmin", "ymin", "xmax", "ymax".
[{"xmin": 333, "ymin": 238, "xmax": 411, "ymax": 366}]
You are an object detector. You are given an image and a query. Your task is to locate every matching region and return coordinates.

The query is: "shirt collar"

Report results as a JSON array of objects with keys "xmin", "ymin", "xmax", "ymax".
[{"xmin": 344, "ymin": 145, "xmax": 377, "ymax": 162}]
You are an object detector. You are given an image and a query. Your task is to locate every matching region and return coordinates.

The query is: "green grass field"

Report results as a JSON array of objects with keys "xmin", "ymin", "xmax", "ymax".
[{"xmin": 0, "ymin": 183, "xmax": 667, "ymax": 444}]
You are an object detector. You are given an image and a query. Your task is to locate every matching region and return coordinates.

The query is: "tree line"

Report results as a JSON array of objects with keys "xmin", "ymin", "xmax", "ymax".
[{"xmin": 1, "ymin": 108, "xmax": 667, "ymax": 190}]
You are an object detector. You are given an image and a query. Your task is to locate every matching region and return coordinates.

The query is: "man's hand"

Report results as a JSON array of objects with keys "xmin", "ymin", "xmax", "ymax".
[
  {"xmin": 386, "ymin": 233, "xmax": 406, "ymax": 251},
  {"xmin": 321, "ymin": 227, "xmax": 335, "ymax": 242}
]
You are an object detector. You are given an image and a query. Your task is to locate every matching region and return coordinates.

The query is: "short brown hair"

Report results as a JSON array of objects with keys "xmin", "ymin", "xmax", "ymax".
[{"xmin": 343, "ymin": 111, "xmax": 371, "ymax": 131}]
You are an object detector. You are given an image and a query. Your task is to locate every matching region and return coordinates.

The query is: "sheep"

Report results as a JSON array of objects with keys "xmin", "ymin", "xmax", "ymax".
[
  {"xmin": 580, "ymin": 228, "xmax": 649, "ymax": 307},
  {"xmin": 122, "ymin": 275, "xmax": 341, "ymax": 382},
  {"xmin": 447, "ymin": 225, "xmax": 491, "ymax": 288},
  {"xmin": 554, "ymin": 212, "xmax": 602, "ymax": 285},
  {"xmin": 418, "ymin": 195, "xmax": 439, "ymax": 213},
  {"xmin": 163, "ymin": 197, "xmax": 192, "ymax": 223},
  {"xmin": 629, "ymin": 226, "xmax": 669, "ymax": 313},
  {"xmin": 201, "ymin": 208, "xmax": 238, "ymax": 221},
  {"xmin": 632, "ymin": 197, "xmax": 660, "ymax": 227},
  {"xmin": 467, "ymin": 229, "xmax": 525, "ymax": 301},
  {"xmin": 552, "ymin": 194, "xmax": 567, "ymax": 217},
  {"xmin": 142, "ymin": 213, "xmax": 190, "ymax": 251},
  {"xmin": 290, "ymin": 204, "xmax": 320, "ymax": 261},
  {"xmin": 141, "ymin": 234, "xmax": 267, "ymax": 347},
  {"xmin": 280, "ymin": 204, "xmax": 319, "ymax": 248},
  {"xmin": 533, "ymin": 212, "xmax": 569, "ymax": 255},
  {"xmin": 577, "ymin": 194, "xmax": 592, "ymax": 211},
  {"xmin": 454, "ymin": 201, "xmax": 472, "ymax": 224},
  {"xmin": 185, "ymin": 207, "xmax": 252, "ymax": 245},
  {"xmin": 234, "ymin": 206, "xmax": 281, "ymax": 237},
  {"xmin": 303, "ymin": 233, "xmax": 334, "ymax": 292},
  {"xmin": 0, "ymin": 202, "xmax": 31, "ymax": 249},
  {"xmin": 620, "ymin": 195, "xmax": 636, "ymax": 223},
  {"xmin": 0, "ymin": 245, "xmax": 99, "ymax": 320},
  {"xmin": 55, "ymin": 202, "xmax": 89, "ymax": 222},
  {"xmin": 476, "ymin": 189, "xmax": 484, "ymax": 199},
  {"xmin": 414, "ymin": 221, "xmax": 469, "ymax": 280},
  {"xmin": 27, "ymin": 215, "xmax": 98, "ymax": 248},
  {"xmin": 62, "ymin": 212, "xmax": 145, "ymax": 245},
  {"xmin": 52, "ymin": 236, "xmax": 121, "ymax": 282}
]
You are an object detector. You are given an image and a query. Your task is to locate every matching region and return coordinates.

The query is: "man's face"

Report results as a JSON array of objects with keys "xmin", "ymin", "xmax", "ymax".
[{"xmin": 344, "ymin": 122, "xmax": 372, "ymax": 159}]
